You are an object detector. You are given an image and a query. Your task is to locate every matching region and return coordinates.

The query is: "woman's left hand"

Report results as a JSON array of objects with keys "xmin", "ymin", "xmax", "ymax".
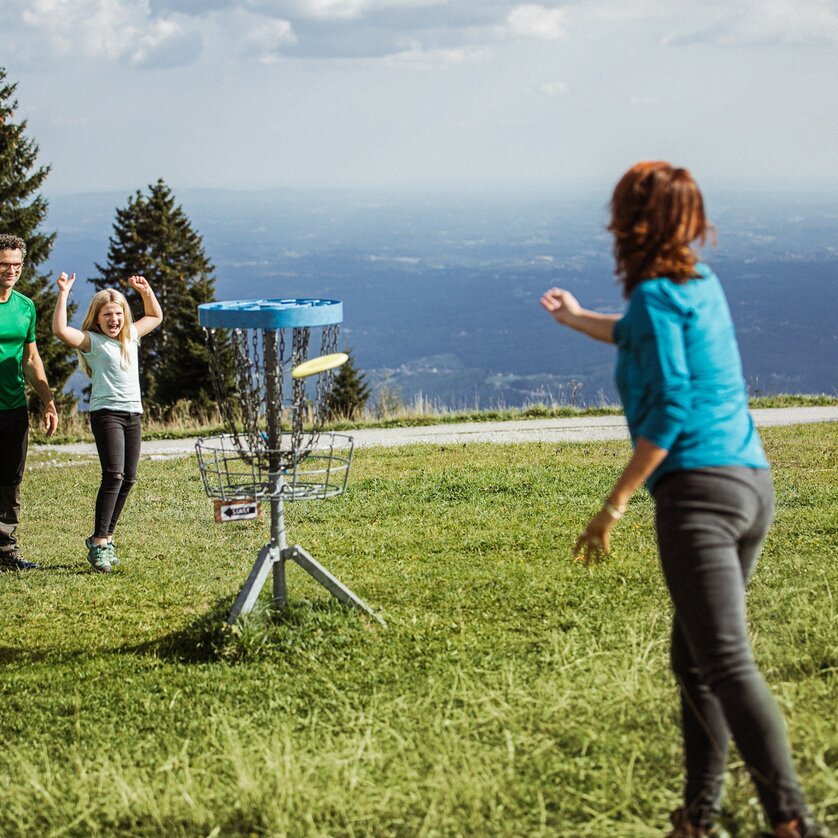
[{"xmin": 573, "ymin": 507, "xmax": 619, "ymax": 565}]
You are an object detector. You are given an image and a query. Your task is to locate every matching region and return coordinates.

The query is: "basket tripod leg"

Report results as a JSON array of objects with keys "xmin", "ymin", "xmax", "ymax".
[
  {"xmin": 272, "ymin": 555, "xmax": 287, "ymax": 610},
  {"xmin": 288, "ymin": 545, "xmax": 387, "ymax": 628},
  {"xmin": 227, "ymin": 544, "xmax": 278, "ymax": 625}
]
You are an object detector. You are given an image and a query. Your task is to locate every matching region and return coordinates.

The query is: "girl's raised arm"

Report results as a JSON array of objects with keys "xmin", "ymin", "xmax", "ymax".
[
  {"xmin": 52, "ymin": 272, "xmax": 91, "ymax": 351},
  {"xmin": 129, "ymin": 275, "xmax": 164, "ymax": 338}
]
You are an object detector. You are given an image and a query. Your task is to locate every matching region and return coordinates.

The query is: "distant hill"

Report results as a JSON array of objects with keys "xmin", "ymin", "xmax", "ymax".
[{"xmin": 43, "ymin": 187, "xmax": 838, "ymax": 407}]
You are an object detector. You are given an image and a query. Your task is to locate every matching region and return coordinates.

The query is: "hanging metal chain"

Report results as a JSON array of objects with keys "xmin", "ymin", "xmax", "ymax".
[
  {"xmin": 288, "ymin": 327, "xmax": 310, "ymax": 456},
  {"xmin": 313, "ymin": 324, "xmax": 341, "ymax": 429},
  {"xmin": 203, "ymin": 320, "xmax": 345, "ymax": 471},
  {"xmin": 322, "ymin": 324, "xmax": 339, "ymax": 355},
  {"xmin": 205, "ymin": 327, "xmax": 236, "ymax": 438},
  {"xmin": 234, "ymin": 328, "xmax": 263, "ymax": 457},
  {"xmin": 277, "ymin": 327, "xmax": 286, "ymax": 410}
]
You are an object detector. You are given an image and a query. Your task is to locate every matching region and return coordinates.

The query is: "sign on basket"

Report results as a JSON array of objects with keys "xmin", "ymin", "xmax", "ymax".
[{"xmin": 213, "ymin": 498, "xmax": 262, "ymax": 523}]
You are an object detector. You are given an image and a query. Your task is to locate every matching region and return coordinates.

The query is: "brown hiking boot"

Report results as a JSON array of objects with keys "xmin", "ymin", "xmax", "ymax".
[
  {"xmin": 770, "ymin": 818, "xmax": 831, "ymax": 838},
  {"xmin": 666, "ymin": 807, "xmax": 729, "ymax": 837}
]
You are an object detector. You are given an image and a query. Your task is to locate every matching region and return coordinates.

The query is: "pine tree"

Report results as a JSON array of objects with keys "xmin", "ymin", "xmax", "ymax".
[
  {"xmin": 0, "ymin": 67, "xmax": 76, "ymax": 407},
  {"xmin": 326, "ymin": 350, "xmax": 371, "ymax": 420},
  {"xmin": 90, "ymin": 179, "xmax": 221, "ymax": 409}
]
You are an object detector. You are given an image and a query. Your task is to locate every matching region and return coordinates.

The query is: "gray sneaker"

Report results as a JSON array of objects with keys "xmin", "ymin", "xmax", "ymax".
[
  {"xmin": 104, "ymin": 540, "xmax": 120, "ymax": 566},
  {"xmin": 86, "ymin": 537, "xmax": 121, "ymax": 565},
  {"xmin": 85, "ymin": 538, "xmax": 112, "ymax": 574}
]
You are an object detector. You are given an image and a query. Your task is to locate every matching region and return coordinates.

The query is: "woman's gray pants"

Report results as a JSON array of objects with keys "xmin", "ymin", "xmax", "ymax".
[{"xmin": 653, "ymin": 466, "xmax": 808, "ymax": 829}]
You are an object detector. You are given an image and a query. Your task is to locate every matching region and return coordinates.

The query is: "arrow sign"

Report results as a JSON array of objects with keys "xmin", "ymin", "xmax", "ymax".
[{"xmin": 214, "ymin": 499, "xmax": 263, "ymax": 523}]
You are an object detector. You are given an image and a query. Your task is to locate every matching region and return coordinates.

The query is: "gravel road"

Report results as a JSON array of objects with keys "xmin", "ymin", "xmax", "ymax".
[{"xmin": 33, "ymin": 405, "xmax": 838, "ymax": 460}]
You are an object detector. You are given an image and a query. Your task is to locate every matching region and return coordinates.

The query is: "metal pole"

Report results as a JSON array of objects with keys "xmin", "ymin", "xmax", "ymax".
[
  {"xmin": 264, "ymin": 329, "xmax": 281, "ymax": 456},
  {"xmin": 263, "ymin": 328, "xmax": 288, "ymax": 610},
  {"xmin": 272, "ymin": 494, "xmax": 287, "ymax": 609}
]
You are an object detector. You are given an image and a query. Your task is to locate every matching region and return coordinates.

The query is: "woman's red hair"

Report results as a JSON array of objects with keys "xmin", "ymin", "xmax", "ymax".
[{"xmin": 608, "ymin": 161, "xmax": 713, "ymax": 296}]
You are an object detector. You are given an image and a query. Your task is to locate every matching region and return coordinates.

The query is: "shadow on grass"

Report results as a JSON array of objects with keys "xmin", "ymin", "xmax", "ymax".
[
  {"xmin": 102, "ymin": 810, "xmax": 281, "ymax": 838},
  {"xmin": 0, "ymin": 564, "xmax": 89, "ymax": 575},
  {"xmin": 44, "ymin": 564, "xmax": 98, "ymax": 574},
  {"xmin": 0, "ymin": 598, "xmax": 383, "ymax": 666},
  {"xmin": 130, "ymin": 595, "xmax": 384, "ymax": 665},
  {"xmin": 0, "ymin": 646, "xmax": 51, "ymax": 664}
]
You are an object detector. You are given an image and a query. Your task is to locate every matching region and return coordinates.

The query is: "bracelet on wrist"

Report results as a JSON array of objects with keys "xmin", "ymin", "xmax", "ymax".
[{"xmin": 602, "ymin": 501, "xmax": 626, "ymax": 520}]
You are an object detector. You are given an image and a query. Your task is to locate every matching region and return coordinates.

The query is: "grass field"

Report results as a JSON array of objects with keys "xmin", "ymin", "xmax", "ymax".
[{"xmin": 1, "ymin": 423, "xmax": 836, "ymax": 837}]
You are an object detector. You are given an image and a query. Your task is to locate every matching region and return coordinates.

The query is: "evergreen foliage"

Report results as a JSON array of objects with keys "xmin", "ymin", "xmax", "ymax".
[
  {"xmin": 0, "ymin": 67, "xmax": 76, "ymax": 407},
  {"xmin": 326, "ymin": 350, "xmax": 371, "ymax": 419},
  {"xmin": 90, "ymin": 179, "xmax": 223, "ymax": 409}
]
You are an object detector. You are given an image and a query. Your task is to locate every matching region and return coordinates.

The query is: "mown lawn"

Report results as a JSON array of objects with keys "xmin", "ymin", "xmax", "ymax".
[{"xmin": 1, "ymin": 424, "xmax": 836, "ymax": 837}]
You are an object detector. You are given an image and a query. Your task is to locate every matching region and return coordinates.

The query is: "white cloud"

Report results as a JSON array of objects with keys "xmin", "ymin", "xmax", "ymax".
[
  {"xmin": 539, "ymin": 80, "xmax": 568, "ymax": 95},
  {"xmin": 14, "ymin": 0, "xmax": 838, "ymax": 71},
  {"xmin": 299, "ymin": 0, "xmax": 370, "ymax": 20},
  {"xmin": 570, "ymin": 0, "xmax": 666, "ymax": 24},
  {"xmin": 506, "ymin": 4, "xmax": 568, "ymax": 41},
  {"xmin": 628, "ymin": 93, "xmax": 659, "ymax": 106},
  {"xmin": 380, "ymin": 43, "xmax": 491, "ymax": 69},
  {"xmin": 130, "ymin": 18, "xmax": 203, "ymax": 66},
  {"xmin": 246, "ymin": 17, "xmax": 297, "ymax": 61},
  {"xmin": 713, "ymin": 0, "xmax": 838, "ymax": 45},
  {"xmin": 13, "ymin": 1, "xmax": 570, "ymax": 65},
  {"xmin": 652, "ymin": 0, "xmax": 838, "ymax": 46},
  {"xmin": 251, "ymin": 0, "xmax": 447, "ymax": 22},
  {"xmin": 568, "ymin": 0, "xmax": 838, "ymax": 45},
  {"xmin": 21, "ymin": 0, "xmax": 202, "ymax": 66}
]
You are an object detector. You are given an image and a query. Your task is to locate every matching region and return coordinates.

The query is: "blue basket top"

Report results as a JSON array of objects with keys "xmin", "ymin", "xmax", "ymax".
[{"xmin": 199, "ymin": 298, "xmax": 343, "ymax": 329}]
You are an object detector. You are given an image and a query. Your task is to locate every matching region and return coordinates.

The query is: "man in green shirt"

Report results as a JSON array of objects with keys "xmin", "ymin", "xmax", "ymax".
[{"xmin": 0, "ymin": 233, "xmax": 59, "ymax": 570}]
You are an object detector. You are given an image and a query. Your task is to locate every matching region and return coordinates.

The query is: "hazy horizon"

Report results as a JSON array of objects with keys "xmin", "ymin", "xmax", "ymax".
[{"xmin": 41, "ymin": 187, "xmax": 838, "ymax": 408}]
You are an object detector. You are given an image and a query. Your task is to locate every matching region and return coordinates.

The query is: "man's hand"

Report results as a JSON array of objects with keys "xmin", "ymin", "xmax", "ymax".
[{"xmin": 43, "ymin": 401, "xmax": 58, "ymax": 438}]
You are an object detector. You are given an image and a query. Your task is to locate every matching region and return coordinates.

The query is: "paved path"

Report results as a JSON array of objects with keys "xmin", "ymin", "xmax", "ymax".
[{"xmin": 33, "ymin": 406, "xmax": 838, "ymax": 460}]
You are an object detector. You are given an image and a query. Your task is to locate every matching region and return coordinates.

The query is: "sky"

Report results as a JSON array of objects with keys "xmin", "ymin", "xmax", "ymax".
[{"xmin": 3, "ymin": 0, "xmax": 838, "ymax": 195}]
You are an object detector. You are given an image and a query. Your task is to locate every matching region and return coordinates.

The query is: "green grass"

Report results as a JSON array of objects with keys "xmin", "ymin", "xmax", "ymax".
[{"xmin": 2, "ymin": 424, "xmax": 837, "ymax": 836}]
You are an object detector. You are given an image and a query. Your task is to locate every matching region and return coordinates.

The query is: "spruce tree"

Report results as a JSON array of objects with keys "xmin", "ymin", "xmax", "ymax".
[
  {"xmin": 90, "ymin": 179, "xmax": 221, "ymax": 409},
  {"xmin": 0, "ymin": 67, "xmax": 76, "ymax": 407},
  {"xmin": 326, "ymin": 350, "xmax": 371, "ymax": 420}
]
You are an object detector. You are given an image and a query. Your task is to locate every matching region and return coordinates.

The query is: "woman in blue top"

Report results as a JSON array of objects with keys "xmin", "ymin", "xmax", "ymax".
[
  {"xmin": 541, "ymin": 162, "xmax": 819, "ymax": 838},
  {"xmin": 53, "ymin": 272, "xmax": 163, "ymax": 574}
]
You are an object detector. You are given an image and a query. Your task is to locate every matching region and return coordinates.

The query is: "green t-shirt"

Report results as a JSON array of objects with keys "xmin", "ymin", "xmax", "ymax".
[{"xmin": 0, "ymin": 290, "xmax": 36, "ymax": 410}]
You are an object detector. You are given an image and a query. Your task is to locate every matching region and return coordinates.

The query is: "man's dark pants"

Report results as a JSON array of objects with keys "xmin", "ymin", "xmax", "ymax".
[{"xmin": 0, "ymin": 406, "xmax": 29, "ymax": 558}]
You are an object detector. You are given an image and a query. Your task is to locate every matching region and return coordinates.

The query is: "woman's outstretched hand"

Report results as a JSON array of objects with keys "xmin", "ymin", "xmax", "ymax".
[{"xmin": 540, "ymin": 288, "xmax": 582, "ymax": 326}]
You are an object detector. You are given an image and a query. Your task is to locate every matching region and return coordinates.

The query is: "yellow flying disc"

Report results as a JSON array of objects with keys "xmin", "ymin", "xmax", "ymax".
[{"xmin": 291, "ymin": 352, "xmax": 349, "ymax": 379}]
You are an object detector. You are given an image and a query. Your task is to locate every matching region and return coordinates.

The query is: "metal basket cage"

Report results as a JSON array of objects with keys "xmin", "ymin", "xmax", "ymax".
[{"xmin": 196, "ymin": 432, "xmax": 354, "ymax": 502}]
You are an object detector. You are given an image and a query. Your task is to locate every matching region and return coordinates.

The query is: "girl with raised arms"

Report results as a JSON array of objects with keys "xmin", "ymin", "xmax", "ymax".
[{"xmin": 53, "ymin": 273, "xmax": 162, "ymax": 573}]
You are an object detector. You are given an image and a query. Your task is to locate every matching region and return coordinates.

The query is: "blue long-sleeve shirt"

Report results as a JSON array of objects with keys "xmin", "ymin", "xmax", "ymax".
[{"xmin": 613, "ymin": 264, "xmax": 768, "ymax": 491}]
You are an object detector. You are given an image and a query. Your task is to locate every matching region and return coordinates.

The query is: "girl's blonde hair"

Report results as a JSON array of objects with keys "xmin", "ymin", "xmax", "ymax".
[{"xmin": 78, "ymin": 289, "xmax": 135, "ymax": 376}]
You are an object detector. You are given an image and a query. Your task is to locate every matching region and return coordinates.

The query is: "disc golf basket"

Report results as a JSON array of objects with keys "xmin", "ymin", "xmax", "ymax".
[{"xmin": 195, "ymin": 298, "xmax": 384, "ymax": 627}]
